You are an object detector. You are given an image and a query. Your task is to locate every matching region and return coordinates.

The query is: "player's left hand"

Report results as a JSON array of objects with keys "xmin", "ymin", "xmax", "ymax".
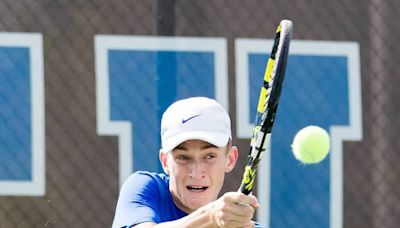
[{"xmin": 211, "ymin": 192, "xmax": 259, "ymax": 228}]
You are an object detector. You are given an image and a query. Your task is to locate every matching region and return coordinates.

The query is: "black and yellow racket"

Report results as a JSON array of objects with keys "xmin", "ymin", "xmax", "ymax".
[{"xmin": 239, "ymin": 19, "xmax": 293, "ymax": 195}]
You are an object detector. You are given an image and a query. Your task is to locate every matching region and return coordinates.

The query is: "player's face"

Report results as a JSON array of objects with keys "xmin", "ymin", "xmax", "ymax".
[{"xmin": 160, "ymin": 139, "xmax": 238, "ymax": 213}]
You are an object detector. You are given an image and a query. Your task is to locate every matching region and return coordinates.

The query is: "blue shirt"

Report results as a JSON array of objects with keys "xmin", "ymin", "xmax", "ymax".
[
  {"xmin": 112, "ymin": 171, "xmax": 187, "ymax": 228},
  {"xmin": 112, "ymin": 171, "xmax": 265, "ymax": 228}
]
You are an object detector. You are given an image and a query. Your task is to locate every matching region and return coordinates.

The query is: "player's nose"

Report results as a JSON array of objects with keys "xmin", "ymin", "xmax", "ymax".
[{"xmin": 188, "ymin": 161, "xmax": 205, "ymax": 179}]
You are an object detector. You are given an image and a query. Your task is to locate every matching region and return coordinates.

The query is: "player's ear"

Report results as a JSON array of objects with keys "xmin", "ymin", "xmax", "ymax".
[
  {"xmin": 159, "ymin": 149, "xmax": 170, "ymax": 175},
  {"xmin": 225, "ymin": 146, "xmax": 238, "ymax": 173}
]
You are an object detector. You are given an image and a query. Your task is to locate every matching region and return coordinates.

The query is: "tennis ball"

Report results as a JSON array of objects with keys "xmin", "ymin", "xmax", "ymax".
[{"xmin": 291, "ymin": 125, "xmax": 330, "ymax": 164}]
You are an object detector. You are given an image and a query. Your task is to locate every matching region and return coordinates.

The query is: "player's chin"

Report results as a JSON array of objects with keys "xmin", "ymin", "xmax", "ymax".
[
  {"xmin": 184, "ymin": 187, "xmax": 215, "ymax": 207},
  {"xmin": 184, "ymin": 188, "xmax": 209, "ymax": 201},
  {"xmin": 185, "ymin": 198, "xmax": 212, "ymax": 211}
]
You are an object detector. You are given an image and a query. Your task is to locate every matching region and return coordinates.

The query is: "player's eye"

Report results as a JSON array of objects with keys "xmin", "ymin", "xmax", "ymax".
[
  {"xmin": 176, "ymin": 155, "xmax": 190, "ymax": 161},
  {"xmin": 205, "ymin": 154, "xmax": 216, "ymax": 160}
]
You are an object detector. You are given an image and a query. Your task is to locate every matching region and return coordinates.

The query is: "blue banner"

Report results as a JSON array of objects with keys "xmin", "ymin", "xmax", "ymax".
[{"xmin": 0, "ymin": 33, "xmax": 45, "ymax": 196}]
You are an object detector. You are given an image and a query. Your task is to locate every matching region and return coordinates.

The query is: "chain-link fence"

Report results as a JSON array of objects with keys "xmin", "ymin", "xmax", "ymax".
[{"xmin": 0, "ymin": 0, "xmax": 399, "ymax": 227}]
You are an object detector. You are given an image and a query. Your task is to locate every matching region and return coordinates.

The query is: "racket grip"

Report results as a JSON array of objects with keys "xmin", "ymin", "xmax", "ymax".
[
  {"xmin": 240, "ymin": 184, "xmax": 252, "ymax": 195},
  {"xmin": 239, "ymin": 165, "xmax": 256, "ymax": 195}
]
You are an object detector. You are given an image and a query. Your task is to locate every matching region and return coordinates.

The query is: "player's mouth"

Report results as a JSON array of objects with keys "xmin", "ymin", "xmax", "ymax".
[{"xmin": 186, "ymin": 185, "xmax": 208, "ymax": 192}]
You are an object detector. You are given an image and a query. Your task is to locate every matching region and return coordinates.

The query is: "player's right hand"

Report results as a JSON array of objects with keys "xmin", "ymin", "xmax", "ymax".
[{"xmin": 211, "ymin": 192, "xmax": 259, "ymax": 228}]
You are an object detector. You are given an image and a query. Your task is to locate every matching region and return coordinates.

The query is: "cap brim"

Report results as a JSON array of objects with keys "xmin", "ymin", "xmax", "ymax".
[{"xmin": 162, "ymin": 131, "xmax": 230, "ymax": 153}]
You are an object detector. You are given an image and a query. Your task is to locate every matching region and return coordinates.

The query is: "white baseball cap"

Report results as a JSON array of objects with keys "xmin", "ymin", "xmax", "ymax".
[{"xmin": 161, "ymin": 97, "xmax": 231, "ymax": 153}]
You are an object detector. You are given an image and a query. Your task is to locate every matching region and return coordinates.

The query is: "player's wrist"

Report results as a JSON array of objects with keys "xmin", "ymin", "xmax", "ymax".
[{"xmin": 208, "ymin": 201, "xmax": 221, "ymax": 228}]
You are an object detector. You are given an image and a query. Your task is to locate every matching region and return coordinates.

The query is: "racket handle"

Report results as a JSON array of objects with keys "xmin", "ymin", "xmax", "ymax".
[{"xmin": 239, "ymin": 165, "xmax": 256, "ymax": 195}]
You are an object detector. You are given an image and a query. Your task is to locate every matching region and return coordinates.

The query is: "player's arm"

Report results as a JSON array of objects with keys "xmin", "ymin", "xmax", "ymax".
[
  {"xmin": 132, "ymin": 206, "xmax": 215, "ymax": 228},
  {"xmin": 134, "ymin": 192, "xmax": 259, "ymax": 228},
  {"xmin": 133, "ymin": 205, "xmax": 215, "ymax": 228}
]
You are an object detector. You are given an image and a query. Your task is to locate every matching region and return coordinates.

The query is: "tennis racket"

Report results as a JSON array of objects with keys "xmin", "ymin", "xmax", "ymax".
[{"xmin": 239, "ymin": 19, "xmax": 293, "ymax": 195}]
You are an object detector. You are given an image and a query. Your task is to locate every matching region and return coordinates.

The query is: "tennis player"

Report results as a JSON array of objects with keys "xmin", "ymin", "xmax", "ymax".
[{"xmin": 112, "ymin": 97, "xmax": 262, "ymax": 228}]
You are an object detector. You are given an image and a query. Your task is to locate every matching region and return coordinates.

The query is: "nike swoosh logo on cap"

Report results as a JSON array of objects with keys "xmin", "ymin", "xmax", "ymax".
[{"xmin": 182, "ymin": 114, "xmax": 201, "ymax": 123}]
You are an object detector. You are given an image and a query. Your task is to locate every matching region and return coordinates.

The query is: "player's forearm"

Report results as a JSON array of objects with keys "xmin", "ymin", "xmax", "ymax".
[
  {"xmin": 135, "ymin": 193, "xmax": 259, "ymax": 228},
  {"xmin": 154, "ymin": 204, "xmax": 217, "ymax": 228}
]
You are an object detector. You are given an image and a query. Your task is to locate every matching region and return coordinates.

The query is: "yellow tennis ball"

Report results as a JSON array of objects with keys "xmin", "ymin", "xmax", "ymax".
[{"xmin": 291, "ymin": 125, "xmax": 331, "ymax": 164}]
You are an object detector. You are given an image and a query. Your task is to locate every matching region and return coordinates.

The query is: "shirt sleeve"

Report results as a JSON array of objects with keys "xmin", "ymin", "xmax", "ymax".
[{"xmin": 112, "ymin": 172, "xmax": 161, "ymax": 228}]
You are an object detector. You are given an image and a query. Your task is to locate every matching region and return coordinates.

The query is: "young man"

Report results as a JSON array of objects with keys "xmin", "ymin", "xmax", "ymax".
[{"xmin": 112, "ymin": 97, "xmax": 262, "ymax": 228}]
